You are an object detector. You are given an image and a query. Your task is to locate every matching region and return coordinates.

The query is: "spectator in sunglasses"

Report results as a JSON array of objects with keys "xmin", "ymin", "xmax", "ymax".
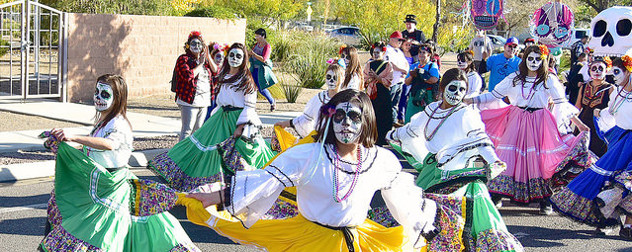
[{"xmin": 485, "ymin": 37, "xmax": 522, "ymax": 92}]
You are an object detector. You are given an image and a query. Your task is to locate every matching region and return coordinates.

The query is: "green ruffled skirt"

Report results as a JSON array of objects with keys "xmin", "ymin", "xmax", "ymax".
[
  {"xmin": 149, "ymin": 107, "xmax": 275, "ymax": 191},
  {"xmin": 388, "ymin": 144, "xmax": 524, "ymax": 251},
  {"xmin": 40, "ymin": 142, "xmax": 198, "ymax": 251}
]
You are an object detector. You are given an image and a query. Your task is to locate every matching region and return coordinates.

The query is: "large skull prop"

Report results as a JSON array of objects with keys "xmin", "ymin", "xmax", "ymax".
[
  {"xmin": 471, "ymin": 0, "xmax": 504, "ymax": 30},
  {"xmin": 530, "ymin": 2, "xmax": 574, "ymax": 47},
  {"xmin": 588, "ymin": 6, "xmax": 632, "ymax": 57},
  {"xmin": 443, "ymin": 80, "xmax": 467, "ymax": 106}
]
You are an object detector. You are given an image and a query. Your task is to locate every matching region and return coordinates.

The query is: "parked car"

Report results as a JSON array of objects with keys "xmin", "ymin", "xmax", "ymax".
[
  {"xmin": 487, "ymin": 35, "xmax": 525, "ymax": 53},
  {"xmin": 563, "ymin": 28, "xmax": 589, "ymax": 49},
  {"xmin": 327, "ymin": 26, "xmax": 362, "ymax": 46}
]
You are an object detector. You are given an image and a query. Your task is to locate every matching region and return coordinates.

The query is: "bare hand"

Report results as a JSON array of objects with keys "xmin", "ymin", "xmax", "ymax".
[
  {"xmin": 50, "ymin": 128, "xmax": 71, "ymax": 142},
  {"xmin": 463, "ymin": 97, "xmax": 474, "ymax": 105},
  {"xmin": 233, "ymin": 124, "xmax": 245, "ymax": 138},
  {"xmin": 274, "ymin": 120, "xmax": 291, "ymax": 128},
  {"xmin": 593, "ymin": 109, "xmax": 601, "ymax": 118},
  {"xmin": 187, "ymin": 192, "xmax": 221, "ymax": 208},
  {"xmin": 576, "ymin": 122, "xmax": 590, "ymax": 132}
]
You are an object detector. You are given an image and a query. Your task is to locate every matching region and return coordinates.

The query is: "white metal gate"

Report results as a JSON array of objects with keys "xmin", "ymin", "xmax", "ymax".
[{"xmin": 0, "ymin": 0, "xmax": 67, "ymax": 101}]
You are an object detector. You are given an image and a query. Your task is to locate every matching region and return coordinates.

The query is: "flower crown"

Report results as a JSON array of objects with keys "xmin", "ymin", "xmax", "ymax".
[
  {"xmin": 604, "ymin": 56, "xmax": 613, "ymax": 69},
  {"xmin": 188, "ymin": 31, "xmax": 202, "ymax": 41},
  {"xmin": 622, "ymin": 54, "xmax": 632, "ymax": 72},
  {"xmin": 320, "ymin": 104, "xmax": 336, "ymax": 118},
  {"xmin": 538, "ymin": 45, "xmax": 549, "ymax": 60}
]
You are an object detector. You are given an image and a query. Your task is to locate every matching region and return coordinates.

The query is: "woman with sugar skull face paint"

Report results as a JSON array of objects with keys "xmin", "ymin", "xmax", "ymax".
[
  {"xmin": 385, "ymin": 68, "xmax": 524, "ymax": 251},
  {"xmin": 363, "ymin": 41, "xmax": 394, "ymax": 145},
  {"xmin": 148, "ymin": 43, "xmax": 276, "ymax": 192},
  {"xmin": 174, "ymin": 31, "xmax": 218, "ymax": 141},
  {"xmin": 572, "ymin": 57, "xmax": 614, "ymax": 157},
  {"xmin": 465, "ymin": 45, "xmax": 594, "ymax": 215},
  {"xmin": 457, "ymin": 50, "xmax": 484, "ymax": 97},
  {"xmin": 175, "ymin": 90, "xmax": 468, "ymax": 251},
  {"xmin": 203, "ymin": 42, "xmax": 229, "ymax": 122},
  {"xmin": 550, "ymin": 55, "xmax": 632, "ymax": 238},
  {"xmin": 249, "ymin": 28, "xmax": 278, "ymax": 112},
  {"xmin": 340, "ymin": 46, "xmax": 364, "ymax": 91},
  {"xmin": 274, "ymin": 63, "xmax": 346, "ymax": 138},
  {"xmin": 41, "ymin": 74, "xmax": 199, "ymax": 251}
]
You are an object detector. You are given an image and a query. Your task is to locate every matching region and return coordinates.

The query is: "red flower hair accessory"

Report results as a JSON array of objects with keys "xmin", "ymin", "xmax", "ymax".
[
  {"xmin": 320, "ymin": 104, "xmax": 336, "ymax": 118},
  {"xmin": 338, "ymin": 45, "xmax": 347, "ymax": 55},
  {"xmin": 188, "ymin": 31, "xmax": 202, "ymax": 41},
  {"xmin": 622, "ymin": 54, "xmax": 632, "ymax": 72},
  {"xmin": 603, "ymin": 56, "xmax": 613, "ymax": 69},
  {"xmin": 538, "ymin": 45, "xmax": 549, "ymax": 60}
]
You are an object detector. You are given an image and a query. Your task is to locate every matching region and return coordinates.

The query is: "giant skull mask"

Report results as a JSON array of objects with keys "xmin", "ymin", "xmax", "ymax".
[
  {"xmin": 530, "ymin": 2, "xmax": 574, "ymax": 48},
  {"xmin": 471, "ymin": 0, "xmax": 504, "ymax": 30},
  {"xmin": 588, "ymin": 6, "xmax": 632, "ymax": 57}
]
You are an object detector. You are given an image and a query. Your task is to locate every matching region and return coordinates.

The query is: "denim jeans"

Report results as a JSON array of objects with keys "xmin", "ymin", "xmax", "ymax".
[
  {"xmin": 397, "ymin": 84, "xmax": 410, "ymax": 121},
  {"xmin": 389, "ymin": 83, "xmax": 403, "ymax": 122}
]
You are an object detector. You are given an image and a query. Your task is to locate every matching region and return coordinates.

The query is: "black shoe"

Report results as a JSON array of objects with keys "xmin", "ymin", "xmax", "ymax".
[
  {"xmin": 491, "ymin": 194, "xmax": 503, "ymax": 208},
  {"xmin": 539, "ymin": 200, "xmax": 553, "ymax": 215},
  {"xmin": 620, "ymin": 226, "xmax": 632, "ymax": 240}
]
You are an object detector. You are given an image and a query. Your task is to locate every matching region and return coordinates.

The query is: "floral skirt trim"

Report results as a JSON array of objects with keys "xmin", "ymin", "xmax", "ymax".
[
  {"xmin": 551, "ymin": 132, "xmax": 595, "ymax": 189},
  {"xmin": 47, "ymin": 190, "xmax": 61, "ymax": 229},
  {"xmin": 615, "ymin": 170, "xmax": 632, "ymax": 192},
  {"xmin": 472, "ymin": 228, "xmax": 524, "ymax": 252},
  {"xmin": 262, "ymin": 198, "xmax": 299, "ymax": 220},
  {"xmin": 40, "ymin": 225, "xmax": 103, "ymax": 251},
  {"xmin": 488, "ymin": 175, "xmax": 551, "ymax": 203},
  {"xmin": 130, "ymin": 179, "xmax": 179, "ymax": 216},
  {"xmin": 549, "ymin": 186, "xmax": 619, "ymax": 227},
  {"xmin": 148, "ymin": 151, "xmax": 223, "ymax": 192}
]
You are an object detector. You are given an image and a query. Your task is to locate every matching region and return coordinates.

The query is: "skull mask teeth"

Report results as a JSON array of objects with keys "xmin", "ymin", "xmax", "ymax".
[
  {"xmin": 443, "ymin": 80, "xmax": 467, "ymax": 106},
  {"xmin": 587, "ymin": 6, "xmax": 632, "ymax": 57},
  {"xmin": 94, "ymin": 82, "xmax": 113, "ymax": 112}
]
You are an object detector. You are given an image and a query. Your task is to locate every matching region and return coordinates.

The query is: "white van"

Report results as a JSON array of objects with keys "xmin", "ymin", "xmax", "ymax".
[{"xmin": 564, "ymin": 29, "xmax": 589, "ymax": 49}]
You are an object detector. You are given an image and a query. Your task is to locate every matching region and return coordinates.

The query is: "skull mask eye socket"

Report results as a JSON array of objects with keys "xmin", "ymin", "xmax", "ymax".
[
  {"xmin": 100, "ymin": 90, "xmax": 111, "ymax": 99},
  {"xmin": 448, "ymin": 85, "xmax": 458, "ymax": 92},
  {"xmin": 617, "ymin": 19, "xmax": 632, "ymax": 36},
  {"xmin": 593, "ymin": 20, "xmax": 607, "ymax": 37}
]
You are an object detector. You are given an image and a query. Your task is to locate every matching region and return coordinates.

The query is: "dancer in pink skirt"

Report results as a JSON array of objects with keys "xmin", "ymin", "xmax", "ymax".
[{"xmin": 465, "ymin": 45, "xmax": 593, "ymax": 214}]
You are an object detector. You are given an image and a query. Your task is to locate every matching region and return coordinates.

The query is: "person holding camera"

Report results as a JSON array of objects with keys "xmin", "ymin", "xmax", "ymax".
[
  {"xmin": 174, "ymin": 31, "xmax": 217, "ymax": 141},
  {"xmin": 404, "ymin": 44, "xmax": 440, "ymax": 123}
]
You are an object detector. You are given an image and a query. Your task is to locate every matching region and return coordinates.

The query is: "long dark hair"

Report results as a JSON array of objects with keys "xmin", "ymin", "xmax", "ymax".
[
  {"xmin": 514, "ymin": 45, "xmax": 549, "ymax": 88},
  {"xmin": 457, "ymin": 51, "xmax": 476, "ymax": 73},
  {"xmin": 315, "ymin": 89, "xmax": 376, "ymax": 148},
  {"xmin": 341, "ymin": 46, "xmax": 363, "ymax": 90},
  {"xmin": 217, "ymin": 43, "xmax": 256, "ymax": 94},
  {"xmin": 94, "ymin": 74, "xmax": 130, "ymax": 130}
]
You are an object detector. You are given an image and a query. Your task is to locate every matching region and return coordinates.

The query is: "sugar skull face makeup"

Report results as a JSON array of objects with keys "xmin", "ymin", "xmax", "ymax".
[
  {"xmin": 589, "ymin": 61, "xmax": 607, "ymax": 80},
  {"xmin": 325, "ymin": 70, "xmax": 338, "ymax": 90},
  {"xmin": 443, "ymin": 80, "xmax": 467, "ymax": 106},
  {"xmin": 228, "ymin": 48, "xmax": 244, "ymax": 68},
  {"xmin": 213, "ymin": 53, "xmax": 224, "ymax": 65},
  {"xmin": 526, "ymin": 52, "xmax": 543, "ymax": 71},
  {"xmin": 94, "ymin": 82, "xmax": 113, "ymax": 112},
  {"xmin": 332, "ymin": 102, "xmax": 362, "ymax": 144},
  {"xmin": 612, "ymin": 66, "xmax": 628, "ymax": 85},
  {"xmin": 457, "ymin": 59, "xmax": 468, "ymax": 70},
  {"xmin": 189, "ymin": 39, "xmax": 203, "ymax": 54}
]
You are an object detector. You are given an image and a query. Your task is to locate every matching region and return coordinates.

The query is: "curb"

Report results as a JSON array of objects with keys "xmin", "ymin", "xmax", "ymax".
[{"xmin": 0, "ymin": 148, "xmax": 168, "ymax": 183}]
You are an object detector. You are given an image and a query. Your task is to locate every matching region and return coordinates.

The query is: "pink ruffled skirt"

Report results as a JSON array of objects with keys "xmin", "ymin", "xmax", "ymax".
[{"xmin": 482, "ymin": 106, "xmax": 589, "ymax": 203}]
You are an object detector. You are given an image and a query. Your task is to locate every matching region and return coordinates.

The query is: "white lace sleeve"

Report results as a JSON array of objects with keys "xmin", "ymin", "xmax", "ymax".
[
  {"xmin": 225, "ymin": 144, "xmax": 311, "ymax": 227},
  {"xmin": 292, "ymin": 93, "xmax": 324, "ymax": 138},
  {"xmin": 548, "ymin": 75, "xmax": 579, "ymax": 133},
  {"xmin": 381, "ymin": 171, "xmax": 437, "ymax": 248},
  {"xmin": 237, "ymin": 91, "xmax": 262, "ymax": 126}
]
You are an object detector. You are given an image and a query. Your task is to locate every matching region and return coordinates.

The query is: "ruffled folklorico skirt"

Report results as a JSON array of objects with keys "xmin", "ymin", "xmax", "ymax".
[
  {"xmin": 550, "ymin": 126, "xmax": 632, "ymax": 227},
  {"xmin": 149, "ymin": 107, "xmax": 275, "ymax": 192},
  {"xmin": 378, "ymin": 145, "xmax": 524, "ymax": 252},
  {"xmin": 40, "ymin": 142, "xmax": 199, "ymax": 251},
  {"xmin": 481, "ymin": 106, "xmax": 594, "ymax": 203}
]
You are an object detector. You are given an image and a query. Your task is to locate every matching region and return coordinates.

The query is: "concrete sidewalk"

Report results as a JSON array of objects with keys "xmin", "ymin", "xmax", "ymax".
[{"xmin": 0, "ymin": 100, "xmax": 300, "ymax": 182}]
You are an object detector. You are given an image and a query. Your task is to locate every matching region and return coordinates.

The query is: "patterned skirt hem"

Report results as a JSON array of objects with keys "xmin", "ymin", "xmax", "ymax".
[
  {"xmin": 488, "ymin": 175, "xmax": 552, "ymax": 204},
  {"xmin": 472, "ymin": 228, "xmax": 524, "ymax": 252},
  {"xmin": 148, "ymin": 152, "xmax": 223, "ymax": 192},
  {"xmin": 549, "ymin": 187, "xmax": 619, "ymax": 228}
]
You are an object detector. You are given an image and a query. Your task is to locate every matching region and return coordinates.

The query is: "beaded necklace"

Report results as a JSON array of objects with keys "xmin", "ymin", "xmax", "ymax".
[
  {"xmin": 424, "ymin": 102, "xmax": 461, "ymax": 141},
  {"xmin": 520, "ymin": 78, "xmax": 536, "ymax": 100},
  {"xmin": 610, "ymin": 80, "xmax": 632, "ymax": 115},
  {"xmin": 332, "ymin": 144, "xmax": 362, "ymax": 203}
]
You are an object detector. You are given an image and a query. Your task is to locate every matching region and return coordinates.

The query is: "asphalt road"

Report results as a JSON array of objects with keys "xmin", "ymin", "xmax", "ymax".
[{"xmin": 1, "ymin": 167, "xmax": 632, "ymax": 252}]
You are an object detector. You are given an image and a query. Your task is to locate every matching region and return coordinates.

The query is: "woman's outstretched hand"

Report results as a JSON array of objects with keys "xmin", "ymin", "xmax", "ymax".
[{"xmin": 187, "ymin": 192, "xmax": 222, "ymax": 208}]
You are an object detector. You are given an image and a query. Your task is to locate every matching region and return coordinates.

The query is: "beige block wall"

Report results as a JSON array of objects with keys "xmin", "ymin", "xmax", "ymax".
[{"xmin": 66, "ymin": 13, "xmax": 246, "ymax": 102}]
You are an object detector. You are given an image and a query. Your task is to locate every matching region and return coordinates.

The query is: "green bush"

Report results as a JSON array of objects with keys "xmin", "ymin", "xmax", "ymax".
[
  {"xmin": 184, "ymin": 5, "xmax": 236, "ymax": 20},
  {"xmin": 279, "ymin": 77, "xmax": 302, "ymax": 103},
  {"xmin": 285, "ymin": 33, "xmax": 342, "ymax": 89},
  {"xmin": 0, "ymin": 39, "xmax": 9, "ymax": 57}
]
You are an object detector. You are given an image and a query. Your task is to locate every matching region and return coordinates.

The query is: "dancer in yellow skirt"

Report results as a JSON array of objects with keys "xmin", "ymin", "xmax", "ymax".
[{"xmin": 176, "ymin": 90, "xmax": 468, "ymax": 251}]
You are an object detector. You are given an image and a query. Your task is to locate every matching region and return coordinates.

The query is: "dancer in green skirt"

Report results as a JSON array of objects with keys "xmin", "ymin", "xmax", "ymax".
[
  {"xmin": 41, "ymin": 74, "xmax": 198, "ymax": 251},
  {"xmin": 387, "ymin": 69, "xmax": 523, "ymax": 251},
  {"xmin": 150, "ymin": 43, "xmax": 276, "ymax": 192}
]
